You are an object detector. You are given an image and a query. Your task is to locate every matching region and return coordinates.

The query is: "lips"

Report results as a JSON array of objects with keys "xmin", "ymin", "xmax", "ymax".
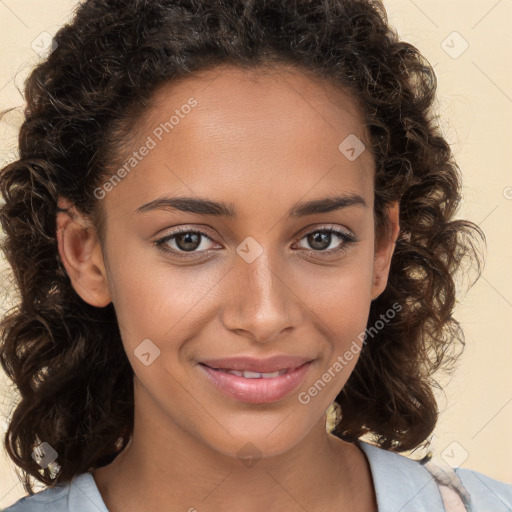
[
  {"xmin": 197, "ymin": 355, "xmax": 314, "ymax": 404},
  {"xmin": 200, "ymin": 355, "xmax": 312, "ymax": 374}
]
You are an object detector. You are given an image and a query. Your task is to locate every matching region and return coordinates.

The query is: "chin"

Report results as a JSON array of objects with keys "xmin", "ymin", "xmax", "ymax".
[{"xmin": 197, "ymin": 415, "xmax": 314, "ymax": 463}]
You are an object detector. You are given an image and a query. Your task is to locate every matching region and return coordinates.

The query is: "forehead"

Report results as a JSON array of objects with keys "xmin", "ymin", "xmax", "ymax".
[
  {"xmin": 144, "ymin": 63, "xmax": 369, "ymax": 146},
  {"xmin": 105, "ymin": 64, "xmax": 374, "ymax": 217}
]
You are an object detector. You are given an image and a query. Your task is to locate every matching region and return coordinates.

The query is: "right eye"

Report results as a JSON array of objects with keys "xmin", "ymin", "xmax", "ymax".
[{"xmin": 154, "ymin": 227, "xmax": 221, "ymax": 259}]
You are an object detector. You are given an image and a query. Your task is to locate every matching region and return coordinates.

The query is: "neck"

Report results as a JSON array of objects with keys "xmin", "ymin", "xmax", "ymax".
[{"xmin": 93, "ymin": 387, "xmax": 376, "ymax": 512}]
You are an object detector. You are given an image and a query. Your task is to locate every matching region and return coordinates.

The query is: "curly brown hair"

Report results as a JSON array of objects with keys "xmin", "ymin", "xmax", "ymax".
[{"xmin": 0, "ymin": 0, "xmax": 484, "ymax": 494}]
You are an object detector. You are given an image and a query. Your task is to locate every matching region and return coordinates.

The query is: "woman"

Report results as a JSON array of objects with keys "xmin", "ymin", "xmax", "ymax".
[{"xmin": 1, "ymin": 0, "xmax": 510, "ymax": 510}]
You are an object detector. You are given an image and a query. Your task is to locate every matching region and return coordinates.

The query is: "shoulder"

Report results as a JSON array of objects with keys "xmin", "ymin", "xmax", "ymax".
[
  {"xmin": 2, "ymin": 483, "xmax": 69, "ymax": 512},
  {"xmin": 358, "ymin": 440, "xmax": 512, "ymax": 511},
  {"xmin": 2, "ymin": 472, "xmax": 108, "ymax": 512},
  {"xmin": 454, "ymin": 466, "xmax": 512, "ymax": 510}
]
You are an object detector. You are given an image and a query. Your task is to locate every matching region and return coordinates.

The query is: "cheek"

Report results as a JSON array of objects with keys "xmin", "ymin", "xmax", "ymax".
[
  {"xmin": 297, "ymin": 246, "xmax": 374, "ymax": 332},
  {"xmin": 297, "ymin": 284, "xmax": 368, "ymax": 414},
  {"xmin": 296, "ymin": 247, "xmax": 374, "ymax": 393},
  {"xmin": 105, "ymin": 238, "xmax": 227, "ymax": 367}
]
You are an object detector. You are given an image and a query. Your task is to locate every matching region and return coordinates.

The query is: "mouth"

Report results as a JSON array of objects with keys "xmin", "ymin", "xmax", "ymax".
[
  {"xmin": 199, "ymin": 354, "xmax": 313, "ymax": 374},
  {"xmin": 205, "ymin": 367, "xmax": 290, "ymax": 379},
  {"xmin": 197, "ymin": 358, "xmax": 314, "ymax": 404}
]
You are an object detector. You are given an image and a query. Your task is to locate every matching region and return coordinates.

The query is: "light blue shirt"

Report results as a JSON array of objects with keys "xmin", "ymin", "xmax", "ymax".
[{"xmin": 3, "ymin": 440, "xmax": 512, "ymax": 511}]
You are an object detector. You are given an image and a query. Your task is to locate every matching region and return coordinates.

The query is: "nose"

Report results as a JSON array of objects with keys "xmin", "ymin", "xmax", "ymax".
[{"xmin": 220, "ymin": 247, "xmax": 303, "ymax": 344}]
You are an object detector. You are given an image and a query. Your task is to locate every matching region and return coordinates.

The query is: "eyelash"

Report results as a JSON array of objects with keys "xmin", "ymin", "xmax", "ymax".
[{"xmin": 154, "ymin": 225, "xmax": 356, "ymax": 260}]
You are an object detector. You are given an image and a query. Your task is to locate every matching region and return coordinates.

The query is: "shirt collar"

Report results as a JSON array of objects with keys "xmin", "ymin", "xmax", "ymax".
[{"xmin": 357, "ymin": 439, "xmax": 444, "ymax": 511}]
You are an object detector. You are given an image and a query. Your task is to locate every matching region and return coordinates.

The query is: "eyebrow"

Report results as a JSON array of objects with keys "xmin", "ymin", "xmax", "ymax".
[{"xmin": 135, "ymin": 193, "xmax": 367, "ymax": 218}]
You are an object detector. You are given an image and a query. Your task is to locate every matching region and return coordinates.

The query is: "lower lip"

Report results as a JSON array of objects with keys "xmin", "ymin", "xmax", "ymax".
[{"xmin": 198, "ymin": 362, "xmax": 313, "ymax": 404}]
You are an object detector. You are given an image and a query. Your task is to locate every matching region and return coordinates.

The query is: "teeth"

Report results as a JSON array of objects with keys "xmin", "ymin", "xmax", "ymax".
[
  {"xmin": 244, "ymin": 370, "xmax": 267, "ymax": 378},
  {"xmin": 226, "ymin": 369, "xmax": 244, "ymax": 377},
  {"xmin": 221, "ymin": 369, "xmax": 288, "ymax": 378}
]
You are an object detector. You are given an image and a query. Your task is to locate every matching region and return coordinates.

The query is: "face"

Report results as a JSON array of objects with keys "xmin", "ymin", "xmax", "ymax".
[{"xmin": 57, "ymin": 64, "xmax": 399, "ymax": 461}]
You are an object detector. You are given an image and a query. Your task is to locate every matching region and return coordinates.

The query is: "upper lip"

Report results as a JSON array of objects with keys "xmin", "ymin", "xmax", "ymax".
[{"xmin": 200, "ymin": 355, "xmax": 314, "ymax": 373}]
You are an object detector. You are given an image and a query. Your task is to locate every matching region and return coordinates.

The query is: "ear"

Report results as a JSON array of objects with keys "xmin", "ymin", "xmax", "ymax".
[
  {"xmin": 56, "ymin": 196, "xmax": 112, "ymax": 307},
  {"xmin": 371, "ymin": 201, "xmax": 400, "ymax": 301}
]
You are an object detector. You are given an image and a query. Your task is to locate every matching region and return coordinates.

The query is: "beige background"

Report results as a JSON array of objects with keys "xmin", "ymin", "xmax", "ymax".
[{"xmin": 0, "ymin": 0, "xmax": 511, "ymax": 507}]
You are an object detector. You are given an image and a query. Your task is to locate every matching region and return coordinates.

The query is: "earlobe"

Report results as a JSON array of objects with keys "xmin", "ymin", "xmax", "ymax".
[
  {"xmin": 371, "ymin": 202, "xmax": 400, "ymax": 301},
  {"xmin": 56, "ymin": 197, "xmax": 112, "ymax": 307}
]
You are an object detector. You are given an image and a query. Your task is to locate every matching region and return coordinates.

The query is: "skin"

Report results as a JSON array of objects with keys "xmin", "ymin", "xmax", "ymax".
[{"xmin": 56, "ymin": 64, "xmax": 400, "ymax": 512}]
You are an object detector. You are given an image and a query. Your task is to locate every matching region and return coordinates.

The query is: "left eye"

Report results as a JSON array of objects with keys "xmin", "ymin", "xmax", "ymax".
[
  {"xmin": 294, "ymin": 228, "xmax": 355, "ymax": 254},
  {"xmin": 154, "ymin": 227, "xmax": 355, "ymax": 257}
]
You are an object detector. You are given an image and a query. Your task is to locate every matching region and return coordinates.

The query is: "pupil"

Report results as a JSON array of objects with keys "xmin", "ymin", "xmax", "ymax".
[
  {"xmin": 177, "ymin": 232, "xmax": 200, "ymax": 252},
  {"xmin": 309, "ymin": 232, "xmax": 330, "ymax": 250}
]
